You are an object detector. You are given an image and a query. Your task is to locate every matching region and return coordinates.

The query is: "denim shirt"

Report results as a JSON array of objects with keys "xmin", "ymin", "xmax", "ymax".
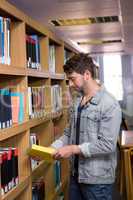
[{"xmin": 52, "ymin": 86, "xmax": 122, "ymax": 184}]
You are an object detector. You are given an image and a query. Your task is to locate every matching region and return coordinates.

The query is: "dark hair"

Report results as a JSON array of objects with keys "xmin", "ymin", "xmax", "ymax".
[{"xmin": 63, "ymin": 53, "xmax": 96, "ymax": 79}]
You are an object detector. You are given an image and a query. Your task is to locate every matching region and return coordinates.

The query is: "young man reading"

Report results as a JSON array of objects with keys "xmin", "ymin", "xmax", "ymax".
[{"xmin": 52, "ymin": 53, "xmax": 121, "ymax": 200}]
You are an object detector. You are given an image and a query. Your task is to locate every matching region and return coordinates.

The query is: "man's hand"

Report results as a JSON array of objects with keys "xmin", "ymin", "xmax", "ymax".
[{"xmin": 53, "ymin": 145, "xmax": 81, "ymax": 159}]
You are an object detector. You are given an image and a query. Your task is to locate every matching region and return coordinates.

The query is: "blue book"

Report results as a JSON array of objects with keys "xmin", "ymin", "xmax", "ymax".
[
  {"xmin": 0, "ymin": 17, "xmax": 4, "ymax": 64},
  {"xmin": 1, "ymin": 17, "xmax": 4, "ymax": 64},
  {"xmin": 0, "ymin": 17, "xmax": 3, "ymax": 63}
]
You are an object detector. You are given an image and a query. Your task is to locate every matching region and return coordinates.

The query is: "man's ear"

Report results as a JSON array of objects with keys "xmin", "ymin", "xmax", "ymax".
[{"xmin": 84, "ymin": 70, "xmax": 91, "ymax": 80}]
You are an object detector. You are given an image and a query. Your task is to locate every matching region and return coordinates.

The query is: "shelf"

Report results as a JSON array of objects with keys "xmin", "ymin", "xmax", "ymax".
[
  {"xmin": 28, "ymin": 113, "xmax": 51, "ymax": 128},
  {"xmin": 48, "ymin": 179, "xmax": 68, "ymax": 200},
  {"xmin": 0, "ymin": 112, "xmax": 62, "ymax": 142},
  {"xmin": 2, "ymin": 176, "xmax": 30, "ymax": 200},
  {"xmin": 27, "ymin": 68, "xmax": 49, "ymax": 78},
  {"xmin": 0, "ymin": 122, "xmax": 29, "ymax": 141},
  {"xmin": 32, "ymin": 160, "xmax": 50, "ymax": 182},
  {"xmin": 0, "ymin": 64, "xmax": 26, "ymax": 76},
  {"xmin": 50, "ymin": 73, "xmax": 65, "ymax": 80}
]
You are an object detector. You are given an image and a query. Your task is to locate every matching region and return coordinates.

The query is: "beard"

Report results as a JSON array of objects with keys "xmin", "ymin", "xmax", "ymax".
[{"xmin": 74, "ymin": 86, "xmax": 84, "ymax": 96}]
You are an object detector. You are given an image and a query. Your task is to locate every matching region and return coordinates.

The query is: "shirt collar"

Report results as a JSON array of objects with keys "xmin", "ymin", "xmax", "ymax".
[{"xmin": 89, "ymin": 85, "xmax": 105, "ymax": 105}]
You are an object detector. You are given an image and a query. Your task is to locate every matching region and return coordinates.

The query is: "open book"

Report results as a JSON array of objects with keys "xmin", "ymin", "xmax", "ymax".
[{"xmin": 27, "ymin": 144, "xmax": 56, "ymax": 162}]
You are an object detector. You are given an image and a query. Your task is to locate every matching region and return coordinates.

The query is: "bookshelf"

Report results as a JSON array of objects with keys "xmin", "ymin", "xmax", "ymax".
[{"xmin": 0, "ymin": 1, "xmax": 78, "ymax": 199}]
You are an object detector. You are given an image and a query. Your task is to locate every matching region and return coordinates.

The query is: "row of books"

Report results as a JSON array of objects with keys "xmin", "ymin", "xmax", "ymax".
[
  {"xmin": 26, "ymin": 35, "xmax": 41, "ymax": 70},
  {"xmin": 26, "ymin": 37, "xmax": 57, "ymax": 74},
  {"xmin": 0, "ymin": 17, "xmax": 68, "ymax": 77},
  {"xmin": 32, "ymin": 178, "xmax": 45, "ymax": 200},
  {"xmin": 28, "ymin": 85, "xmax": 62, "ymax": 119},
  {"xmin": 28, "ymin": 87, "xmax": 45, "ymax": 119},
  {"xmin": 0, "ymin": 16, "xmax": 71, "ymax": 75},
  {"xmin": 0, "ymin": 16, "xmax": 11, "ymax": 65},
  {"xmin": 0, "ymin": 147, "xmax": 19, "ymax": 196},
  {"xmin": 0, "ymin": 89, "xmax": 25, "ymax": 129},
  {"xmin": 0, "ymin": 85, "xmax": 63, "ymax": 129}
]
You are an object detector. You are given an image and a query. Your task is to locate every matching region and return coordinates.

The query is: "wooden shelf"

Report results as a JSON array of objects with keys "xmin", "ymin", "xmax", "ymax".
[
  {"xmin": 2, "ymin": 176, "xmax": 30, "ymax": 200},
  {"xmin": 0, "ymin": 122, "xmax": 29, "ymax": 141},
  {"xmin": 48, "ymin": 179, "xmax": 68, "ymax": 200},
  {"xmin": 0, "ymin": 0, "xmax": 77, "ymax": 199},
  {"xmin": 50, "ymin": 73, "xmax": 65, "ymax": 80},
  {"xmin": 27, "ymin": 68, "xmax": 49, "ymax": 78},
  {"xmin": 0, "ymin": 64, "xmax": 26, "ymax": 76},
  {"xmin": 0, "ymin": 111, "xmax": 61, "ymax": 142},
  {"xmin": 28, "ymin": 113, "xmax": 51, "ymax": 128},
  {"xmin": 32, "ymin": 161, "xmax": 50, "ymax": 181}
]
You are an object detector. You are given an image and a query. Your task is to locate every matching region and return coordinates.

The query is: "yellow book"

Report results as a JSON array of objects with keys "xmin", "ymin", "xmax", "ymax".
[{"xmin": 27, "ymin": 144, "xmax": 56, "ymax": 162}]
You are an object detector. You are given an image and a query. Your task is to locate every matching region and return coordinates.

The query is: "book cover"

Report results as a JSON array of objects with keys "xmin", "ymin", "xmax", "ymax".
[
  {"xmin": 11, "ymin": 92, "xmax": 24, "ymax": 123},
  {"xmin": 28, "ymin": 144, "xmax": 56, "ymax": 162},
  {"xmin": 11, "ymin": 96, "xmax": 20, "ymax": 123}
]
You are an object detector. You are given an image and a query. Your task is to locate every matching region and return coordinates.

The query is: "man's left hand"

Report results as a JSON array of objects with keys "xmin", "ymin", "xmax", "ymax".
[{"xmin": 53, "ymin": 145, "xmax": 81, "ymax": 159}]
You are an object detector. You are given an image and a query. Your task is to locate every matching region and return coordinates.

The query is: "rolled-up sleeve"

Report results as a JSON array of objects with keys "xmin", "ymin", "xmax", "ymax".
[{"xmin": 79, "ymin": 103, "xmax": 122, "ymax": 157}]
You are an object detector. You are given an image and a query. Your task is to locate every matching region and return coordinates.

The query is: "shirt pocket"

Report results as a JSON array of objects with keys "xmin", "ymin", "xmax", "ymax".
[
  {"xmin": 83, "ymin": 110, "xmax": 99, "ymax": 133},
  {"xmin": 79, "ymin": 111, "xmax": 99, "ymax": 143}
]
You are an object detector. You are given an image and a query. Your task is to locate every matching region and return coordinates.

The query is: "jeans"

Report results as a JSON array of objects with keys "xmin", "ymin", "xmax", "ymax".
[{"xmin": 69, "ymin": 176, "xmax": 113, "ymax": 200}]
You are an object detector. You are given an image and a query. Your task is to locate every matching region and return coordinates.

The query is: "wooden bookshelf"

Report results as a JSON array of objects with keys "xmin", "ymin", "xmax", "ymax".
[
  {"xmin": 0, "ymin": 121, "xmax": 29, "ymax": 141},
  {"xmin": 47, "ymin": 179, "xmax": 68, "ymax": 200},
  {"xmin": 0, "ymin": 1, "xmax": 78, "ymax": 199},
  {"xmin": 2, "ymin": 176, "xmax": 30, "ymax": 200},
  {"xmin": 28, "ymin": 113, "xmax": 51, "ymax": 129},
  {"xmin": 50, "ymin": 73, "xmax": 65, "ymax": 80},
  {"xmin": 27, "ymin": 69, "xmax": 49, "ymax": 78},
  {"xmin": 0, "ymin": 64, "xmax": 26, "ymax": 76},
  {"xmin": 32, "ymin": 161, "xmax": 50, "ymax": 182}
]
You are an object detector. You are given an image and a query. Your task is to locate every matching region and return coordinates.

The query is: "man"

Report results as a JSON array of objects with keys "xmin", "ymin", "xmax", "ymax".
[{"xmin": 52, "ymin": 53, "xmax": 121, "ymax": 200}]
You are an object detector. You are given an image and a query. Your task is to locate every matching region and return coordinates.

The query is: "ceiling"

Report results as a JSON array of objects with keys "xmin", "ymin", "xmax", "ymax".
[{"xmin": 7, "ymin": 0, "xmax": 133, "ymax": 54}]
